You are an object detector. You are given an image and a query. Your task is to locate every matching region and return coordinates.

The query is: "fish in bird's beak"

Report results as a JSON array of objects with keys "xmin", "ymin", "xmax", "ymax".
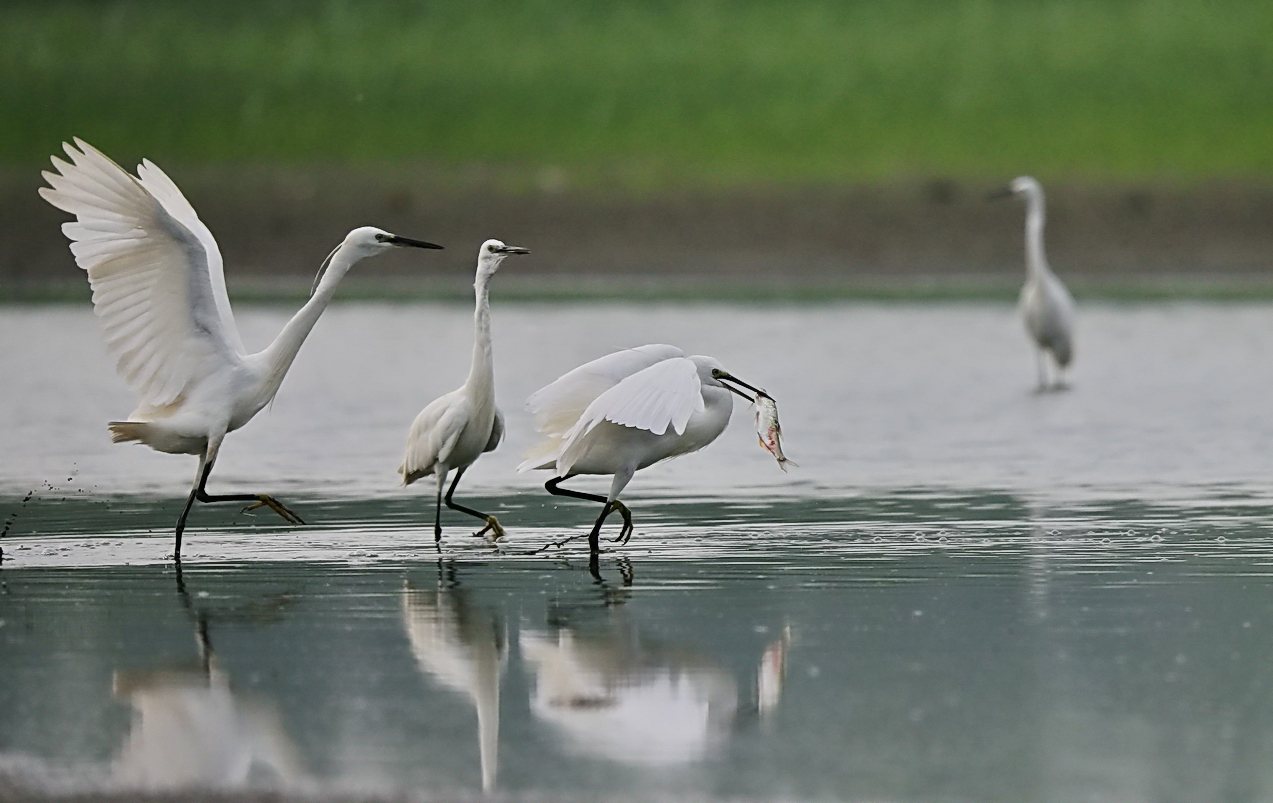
[
  {"xmin": 755, "ymin": 394, "xmax": 796, "ymax": 471},
  {"xmin": 493, "ymin": 244, "xmax": 531, "ymax": 255},
  {"xmin": 385, "ymin": 234, "xmax": 444, "ymax": 249}
]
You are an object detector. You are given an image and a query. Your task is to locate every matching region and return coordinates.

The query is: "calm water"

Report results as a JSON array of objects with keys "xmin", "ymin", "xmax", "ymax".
[{"xmin": 4, "ymin": 301, "xmax": 1273, "ymax": 802}]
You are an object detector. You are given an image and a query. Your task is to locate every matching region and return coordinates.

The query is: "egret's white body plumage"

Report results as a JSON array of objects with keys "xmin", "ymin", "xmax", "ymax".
[
  {"xmin": 400, "ymin": 239, "xmax": 528, "ymax": 542},
  {"xmin": 520, "ymin": 344, "xmax": 760, "ymax": 550},
  {"xmin": 521, "ymin": 345, "xmax": 736, "ymax": 484},
  {"xmin": 39, "ymin": 138, "xmax": 441, "ymax": 555},
  {"xmin": 1002, "ymin": 176, "xmax": 1075, "ymax": 389}
]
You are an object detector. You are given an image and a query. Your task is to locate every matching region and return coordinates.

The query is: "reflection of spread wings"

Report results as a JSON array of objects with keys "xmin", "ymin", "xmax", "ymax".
[
  {"xmin": 520, "ymin": 628, "xmax": 737, "ymax": 766},
  {"xmin": 40, "ymin": 139, "xmax": 246, "ymax": 410},
  {"xmin": 112, "ymin": 664, "xmax": 301, "ymax": 787}
]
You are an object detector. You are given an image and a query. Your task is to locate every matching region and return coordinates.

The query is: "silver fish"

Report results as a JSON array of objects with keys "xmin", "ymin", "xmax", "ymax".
[{"xmin": 754, "ymin": 394, "xmax": 795, "ymax": 471}]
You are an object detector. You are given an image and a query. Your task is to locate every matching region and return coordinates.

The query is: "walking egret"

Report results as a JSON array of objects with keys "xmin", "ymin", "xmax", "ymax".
[
  {"xmin": 39, "ymin": 139, "xmax": 442, "ymax": 558},
  {"xmin": 518, "ymin": 344, "xmax": 766, "ymax": 552},
  {"xmin": 990, "ymin": 176, "xmax": 1075, "ymax": 389},
  {"xmin": 400, "ymin": 239, "xmax": 529, "ymax": 544}
]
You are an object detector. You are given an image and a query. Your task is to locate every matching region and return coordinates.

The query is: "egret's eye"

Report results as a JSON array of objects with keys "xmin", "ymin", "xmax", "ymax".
[
  {"xmin": 711, "ymin": 368, "xmax": 724, "ymax": 378},
  {"xmin": 487, "ymin": 244, "xmax": 497, "ymax": 252},
  {"xmin": 375, "ymin": 233, "xmax": 387, "ymax": 242}
]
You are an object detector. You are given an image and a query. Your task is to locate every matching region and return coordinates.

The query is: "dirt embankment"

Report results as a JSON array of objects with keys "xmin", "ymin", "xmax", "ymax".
[{"xmin": 6, "ymin": 165, "xmax": 1273, "ymax": 295}]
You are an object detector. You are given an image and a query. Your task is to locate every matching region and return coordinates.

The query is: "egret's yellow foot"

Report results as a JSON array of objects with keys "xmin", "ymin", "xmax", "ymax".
[
  {"xmin": 241, "ymin": 495, "xmax": 305, "ymax": 525},
  {"xmin": 474, "ymin": 516, "xmax": 506, "ymax": 541}
]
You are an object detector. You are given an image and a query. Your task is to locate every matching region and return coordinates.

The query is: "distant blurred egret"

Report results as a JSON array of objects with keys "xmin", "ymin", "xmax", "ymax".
[
  {"xmin": 400, "ymin": 239, "xmax": 529, "ymax": 544},
  {"xmin": 40, "ymin": 138, "xmax": 442, "ymax": 558},
  {"xmin": 519, "ymin": 344, "xmax": 766, "ymax": 552},
  {"xmin": 990, "ymin": 176, "xmax": 1075, "ymax": 389}
]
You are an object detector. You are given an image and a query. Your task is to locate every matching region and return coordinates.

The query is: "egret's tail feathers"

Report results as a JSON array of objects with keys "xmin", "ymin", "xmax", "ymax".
[
  {"xmin": 516, "ymin": 440, "xmax": 560, "ymax": 473},
  {"xmin": 516, "ymin": 457, "xmax": 557, "ymax": 473},
  {"xmin": 108, "ymin": 421, "xmax": 152, "ymax": 444},
  {"xmin": 400, "ymin": 463, "xmax": 435, "ymax": 487}
]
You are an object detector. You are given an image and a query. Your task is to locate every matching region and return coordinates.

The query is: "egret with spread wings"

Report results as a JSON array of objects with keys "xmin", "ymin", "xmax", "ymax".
[
  {"xmin": 40, "ymin": 139, "xmax": 443, "ymax": 558},
  {"xmin": 400, "ymin": 239, "xmax": 529, "ymax": 545},
  {"xmin": 519, "ymin": 344, "xmax": 766, "ymax": 552}
]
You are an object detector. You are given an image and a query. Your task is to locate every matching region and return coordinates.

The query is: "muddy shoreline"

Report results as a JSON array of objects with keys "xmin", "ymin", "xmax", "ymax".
[{"xmin": 6, "ymin": 166, "xmax": 1273, "ymax": 296}]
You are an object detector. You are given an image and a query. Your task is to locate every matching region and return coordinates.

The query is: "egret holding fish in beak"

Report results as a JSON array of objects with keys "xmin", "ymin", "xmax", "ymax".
[{"xmin": 519, "ymin": 344, "xmax": 785, "ymax": 553}]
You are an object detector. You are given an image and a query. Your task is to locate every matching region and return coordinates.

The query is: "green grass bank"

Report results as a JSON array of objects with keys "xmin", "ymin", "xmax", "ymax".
[{"xmin": 5, "ymin": 0, "xmax": 1273, "ymax": 188}]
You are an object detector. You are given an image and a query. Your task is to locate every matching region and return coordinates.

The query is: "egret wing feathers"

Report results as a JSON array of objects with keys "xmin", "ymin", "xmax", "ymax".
[
  {"xmin": 525, "ymin": 344, "xmax": 684, "ymax": 438},
  {"xmin": 39, "ymin": 139, "xmax": 244, "ymax": 410},
  {"xmin": 135, "ymin": 157, "xmax": 244, "ymax": 355},
  {"xmin": 400, "ymin": 393, "xmax": 468, "ymax": 485},
  {"xmin": 555, "ymin": 357, "xmax": 704, "ymax": 476},
  {"xmin": 484, "ymin": 409, "xmax": 505, "ymax": 454}
]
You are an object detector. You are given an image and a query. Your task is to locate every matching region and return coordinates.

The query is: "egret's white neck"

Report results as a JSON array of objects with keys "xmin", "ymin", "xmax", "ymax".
[
  {"xmin": 257, "ymin": 244, "xmax": 359, "ymax": 388},
  {"xmin": 464, "ymin": 269, "xmax": 496, "ymax": 400},
  {"xmin": 1023, "ymin": 188, "xmax": 1050, "ymax": 279}
]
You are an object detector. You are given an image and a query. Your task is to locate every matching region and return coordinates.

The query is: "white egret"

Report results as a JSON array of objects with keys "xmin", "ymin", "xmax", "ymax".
[
  {"xmin": 518, "ymin": 344, "xmax": 766, "ymax": 552},
  {"xmin": 991, "ymin": 176, "xmax": 1075, "ymax": 390},
  {"xmin": 39, "ymin": 138, "xmax": 443, "ymax": 558},
  {"xmin": 400, "ymin": 239, "xmax": 529, "ymax": 544}
]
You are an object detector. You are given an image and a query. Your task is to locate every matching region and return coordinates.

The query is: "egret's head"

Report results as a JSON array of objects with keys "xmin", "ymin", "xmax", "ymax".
[
  {"xmin": 311, "ymin": 227, "xmax": 443, "ymax": 295},
  {"xmin": 988, "ymin": 175, "xmax": 1043, "ymax": 202},
  {"xmin": 343, "ymin": 226, "xmax": 444, "ymax": 257},
  {"xmin": 705, "ymin": 362, "xmax": 770, "ymax": 401},
  {"xmin": 476, "ymin": 238, "xmax": 530, "ymax": 277}
]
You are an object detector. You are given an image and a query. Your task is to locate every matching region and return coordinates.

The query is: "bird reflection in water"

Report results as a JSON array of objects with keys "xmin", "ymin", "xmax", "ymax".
[
  {"xmin": 111, "ymin": 568, "xmax": 302, "ymax": 789},
  {"xmin": 400, "ymin": 562, "xmax": 506, "ymax": 792},
  {"xmin": 522, "ymin": 560, "xmax": 791, "ymax": 766}
]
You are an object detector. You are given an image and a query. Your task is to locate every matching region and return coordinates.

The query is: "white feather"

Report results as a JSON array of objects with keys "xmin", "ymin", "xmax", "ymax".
[
  {"xmin": 38, "ymin": 139, "xmax": 244, "ymax": 409},
  {"xmin": 555, "ymin": 357, "xmax": 705, "ymax": 476}
]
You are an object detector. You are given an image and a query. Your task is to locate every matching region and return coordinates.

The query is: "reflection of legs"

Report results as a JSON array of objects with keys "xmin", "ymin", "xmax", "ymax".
[
  {"xmin": 174, "ymin": 447, "xmax": 304, "ymax": 558},
  {"xmin": 545, "ymin": 476, "xmax": 633, "ymax": 552},
  {"xmin": 444, "ymin": 468, "xmax": 506, "ymax": 539}
]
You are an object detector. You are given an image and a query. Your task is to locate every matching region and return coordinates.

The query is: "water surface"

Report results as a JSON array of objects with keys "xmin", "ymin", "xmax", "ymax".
[{"xmin": 3, "ymin": 301, "xmax": 1273, "ymax": 802}]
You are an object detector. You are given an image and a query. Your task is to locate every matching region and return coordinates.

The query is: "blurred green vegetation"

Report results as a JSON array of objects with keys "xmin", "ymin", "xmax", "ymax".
[{"xmin": 3, "ymin": 0, "xmax": 1272, "ymax": 187}]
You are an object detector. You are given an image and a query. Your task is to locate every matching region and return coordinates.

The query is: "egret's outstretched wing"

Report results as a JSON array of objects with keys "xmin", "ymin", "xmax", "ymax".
[
  {"xmin": 556, "ymin": 357, "xmax": 704, "ymax": 475},
  {"xmin": 135, "ymin": 157, "xmax": 244, "ymax": 355},
  {"xmin": 39, "ymin": 139, "xmax": 244, "ymax": 408},
  {"xmin": 525, "ymin": 344, "xmax": 684, "ymax": 438}
]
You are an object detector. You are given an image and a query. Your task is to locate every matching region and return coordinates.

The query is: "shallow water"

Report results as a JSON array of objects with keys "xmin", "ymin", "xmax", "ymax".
[{"xmin": 4, "ymin": 301, "xmax": 1273, "ymax": 801}]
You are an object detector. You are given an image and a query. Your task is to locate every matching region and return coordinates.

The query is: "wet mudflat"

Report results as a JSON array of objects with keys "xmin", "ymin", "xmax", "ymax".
[{"xmin": 3, "ymin": 301, "xmax": 1273, "ymax": 802}]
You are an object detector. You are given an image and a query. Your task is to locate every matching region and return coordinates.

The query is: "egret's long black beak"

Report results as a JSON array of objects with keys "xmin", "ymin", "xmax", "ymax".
[
  {"xmin": 711, "ymin": 368, "xmax": 771, "ymax": 401},
  {"xmin": 986, "ymin": 186, "xmax": 1015, "ymax": 201},
  {"xmin": 386, "ymin": 234, "xmax": 444, "ymax": 249},
  {"xmin": 494, "ymin": 245, "xmax": 530, "ymax": 255}
]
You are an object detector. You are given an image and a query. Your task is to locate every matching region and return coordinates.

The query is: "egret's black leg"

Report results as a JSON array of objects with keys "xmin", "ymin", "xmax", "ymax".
[
  {"xmin": 174, "ymin": 467, "xmax": 205, "ymax": 559},
  {"xmin": 586, "ymin": 502, "xmax": 618, "ymax": 553},
  {"xmin": 444, "ymin": 468, "xmax": 506, "ymax": 539},
  {"xmin": 201, "ymin": 488, "xmax": 305, "ymax": 525},
  {"xmin": 434, "ymin": 475, "xmax": 444, "ymax": 546},
  {"xmin": 174, "ymin": 454, "xmax": 303, "ymax": 559},
  {"xmin": 545, "ymin": 477, "xmax": 634, "ymax": 547}
]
